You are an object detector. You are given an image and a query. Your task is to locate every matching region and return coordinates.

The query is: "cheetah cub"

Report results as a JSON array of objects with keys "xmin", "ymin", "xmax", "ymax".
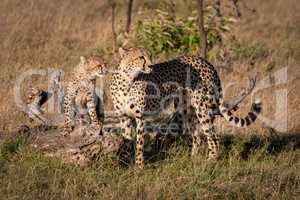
[{"xmin": 63, "ymin": 55, "xmax": 107, "ymax": 141}]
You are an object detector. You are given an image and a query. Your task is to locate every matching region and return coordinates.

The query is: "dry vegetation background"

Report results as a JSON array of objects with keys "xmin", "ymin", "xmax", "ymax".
[
  {"xmin": 0, "ymin": 0, "xmax": 299, "ymax": 135},
  {"xmin": 0, "ymin": 1, "xmax": 300, "ymax": 199}
]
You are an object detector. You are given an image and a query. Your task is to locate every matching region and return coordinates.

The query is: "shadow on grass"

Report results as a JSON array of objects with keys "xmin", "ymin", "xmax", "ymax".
[
  {"xmin": 115, "ymin": 132, "xmax": 300, "ymax": 167},
  {"xmin": 222, "ymin": 133, "xmax": 300, "ymax": 159}
]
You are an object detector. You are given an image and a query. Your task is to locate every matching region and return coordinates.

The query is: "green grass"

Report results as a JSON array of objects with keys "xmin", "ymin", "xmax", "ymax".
[{"xmin": 0, "ymin": 135, "xmax": 299, "ymax": 200}]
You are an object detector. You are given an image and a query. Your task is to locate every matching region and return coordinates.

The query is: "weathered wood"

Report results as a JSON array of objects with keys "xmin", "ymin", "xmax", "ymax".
[{"xmin": 49, "ymin": 70, "xmax": 64, "ymax": 113}]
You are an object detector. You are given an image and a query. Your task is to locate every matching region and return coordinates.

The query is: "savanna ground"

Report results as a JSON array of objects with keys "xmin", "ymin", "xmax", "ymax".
[
  {"xmin": 0, "ymin": 133, "xmax": 300, "ymax": 199},
  {"xmin": 0, "ymin": 0, "xmax": 300, "ymax": 199}
]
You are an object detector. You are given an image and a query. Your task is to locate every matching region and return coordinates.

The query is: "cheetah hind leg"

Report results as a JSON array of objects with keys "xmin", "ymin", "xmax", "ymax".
[
  {"xmin": 194, "ymin": 109, "xmax": 219, "ymax": 160},
  {"xmin": 63, "ymin": 82, "xmax": 77, "ymax": 136}
]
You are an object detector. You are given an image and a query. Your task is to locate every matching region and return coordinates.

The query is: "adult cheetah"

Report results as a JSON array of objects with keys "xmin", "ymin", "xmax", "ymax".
[{"xmin": 110, "ymin": 47, "xmax": 261, "ymax": 167}]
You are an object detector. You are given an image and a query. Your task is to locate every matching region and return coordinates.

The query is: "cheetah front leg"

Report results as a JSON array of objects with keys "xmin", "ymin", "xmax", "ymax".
[
  {"xmin": 86, "ymin": 90, "xmax": 100, "ymax": 128},
  {"xmin": 120, "ymin": 117, "xmax": 132, "ymax": 140},
  {"xmin": 135, "ymin": 117, "xmax": 145, "ymax": 168},
  {"xmin": 82, "ymin": 89, "xmax": 102, "ymax": 145}
]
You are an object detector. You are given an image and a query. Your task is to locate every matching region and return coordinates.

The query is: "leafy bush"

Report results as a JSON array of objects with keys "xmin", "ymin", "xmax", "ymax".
[{"xmin": 132, "ymin": 6, "xmax": 235, "ymax": 58}]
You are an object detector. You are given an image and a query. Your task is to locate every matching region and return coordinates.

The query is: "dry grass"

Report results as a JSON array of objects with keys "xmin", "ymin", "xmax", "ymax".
[
  {"xmin": 0, "ymin": 0, "xmax": 117, "ymax": 131},
  {"xmin": 0, "ymin": 0, "xmax": 299, "ymax": 132},
  {"xmin": 0, "ymin": 134, "xmax": 300, "ymax": 200}
]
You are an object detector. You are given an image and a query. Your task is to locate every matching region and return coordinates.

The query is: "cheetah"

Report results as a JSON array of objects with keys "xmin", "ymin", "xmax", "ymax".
[
  {"xmin": 110, "ymin": 48, "xmax": 152, "ymax": 141},
  {"xmin": 110, "ymin": 47, "xmax": 261, "ymax": 167},
  {"xmin": 63, "ymin": 55, "xmax": 107, "ymax": 142},
  {"xmin": 25, "ymin": 87, "xmax": 51, "ymax": 124}
]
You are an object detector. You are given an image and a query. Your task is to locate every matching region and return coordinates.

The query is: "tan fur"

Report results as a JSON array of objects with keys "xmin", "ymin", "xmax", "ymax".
[{"xmin": 110, "ymin": 48, "xmax": 261, "ymax": 167}]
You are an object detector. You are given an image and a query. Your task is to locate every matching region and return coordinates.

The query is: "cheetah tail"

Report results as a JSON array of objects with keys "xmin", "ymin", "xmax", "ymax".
[{"xmin": 219, "ymin": 99, "xmax": 262, "ymax": 128}]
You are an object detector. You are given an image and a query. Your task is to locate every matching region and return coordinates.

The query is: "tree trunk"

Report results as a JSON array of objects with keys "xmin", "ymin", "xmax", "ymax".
[
  {"xmin": 125, "ymin": 0, "xmax": 134, "ymax": 38},
  {"xmin": 215, "ymin": 0, "xmax": 221, "ymax": 16},
  {"xmin": 111, "ymin": 1, "xmax": 117, "ymax": 50},
  {"xmin": 232, "ymin": 0, "xmax": 242, "ymax": 17},
  {"xmin": 196, "ymin": 0, "xmax": 207, "ymax": 59}
]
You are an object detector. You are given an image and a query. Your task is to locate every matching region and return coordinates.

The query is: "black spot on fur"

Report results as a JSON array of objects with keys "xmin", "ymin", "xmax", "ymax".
[
  {"xmin": 248, "ymin": 112, "xmax": 257, "ymax": 121},
  {"xmin": 245, "ymin": 117, "xmax": 251, "ymax": 125},
  {"xmin": 234, "ymin": 117, "xmax": 239, "ymax": 124},
  {"xmin": 240, "ymin": 118, "xmax": 245, "ymax": 126},
  {"xmin": 139, "ymin": 140, "xmax": 144, "ymax": 145},
  {"xmin": 253, "ymin": 103, "xmax": 262, "ymax": 113},
  {"xmin": 232, "ymin": 106, "xmax": 238, "ymax": 112}
]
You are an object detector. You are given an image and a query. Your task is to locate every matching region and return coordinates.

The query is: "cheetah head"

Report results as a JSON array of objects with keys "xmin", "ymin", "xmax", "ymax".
[
  {"xmin": 80, "ymin": 55, "xmax": 108, "ymax": 78},
  {"xmin": 118, "ymin": 47, "xmax": 152, "ymax": 76},
  {"xmin": 27, "ymin": 87, "xmax": 43, "ymax": 104}
]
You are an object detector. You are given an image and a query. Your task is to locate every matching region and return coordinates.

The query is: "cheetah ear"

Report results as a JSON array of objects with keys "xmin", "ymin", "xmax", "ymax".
[
  {"xmin": 80, "ymin": 56, "xmax": 87, "ymax": 65},
  {"xmin": 119, "ymin": 47, "xmax": 127, "ymax": 58}
]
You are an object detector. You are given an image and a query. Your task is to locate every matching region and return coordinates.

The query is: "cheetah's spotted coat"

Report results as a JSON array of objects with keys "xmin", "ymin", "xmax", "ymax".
[
  {"xmin": 110, "ymin": 48, "xmax": 261, "ymax": 167},
  {"xmin": 63, "ymin": 55, "xmax": 107, "ymax": 144}
]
